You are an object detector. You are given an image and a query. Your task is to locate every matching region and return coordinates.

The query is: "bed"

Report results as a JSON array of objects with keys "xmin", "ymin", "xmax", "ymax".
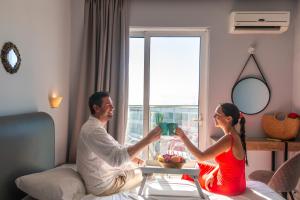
[{"xmin": 0, "ymin": 112, "xmax": 285, "ymax": 200}]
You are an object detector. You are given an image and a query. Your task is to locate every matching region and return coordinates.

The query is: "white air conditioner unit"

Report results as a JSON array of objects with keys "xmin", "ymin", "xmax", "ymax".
[{"xmin": 229, "ymin": 11, "xmax": 290, "ymax": 34}]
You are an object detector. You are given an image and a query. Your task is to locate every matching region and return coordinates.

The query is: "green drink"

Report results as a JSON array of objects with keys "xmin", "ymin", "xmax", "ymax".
[
  {"xmin": 155, "ymin": 113, "xmax": 164, "ymax": 125},
  {"xmin": 168, "ymin": 123, "xmax": 178, "ymax": 136},
  {"xmin": 159, "ymin": 122, "xmax": 169, "ymax": 136}
]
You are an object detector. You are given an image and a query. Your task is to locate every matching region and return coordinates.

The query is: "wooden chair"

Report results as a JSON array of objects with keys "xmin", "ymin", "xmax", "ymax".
[{"xmin": 248, "ymin": 152, "xmax": 300, "ymax": 200}]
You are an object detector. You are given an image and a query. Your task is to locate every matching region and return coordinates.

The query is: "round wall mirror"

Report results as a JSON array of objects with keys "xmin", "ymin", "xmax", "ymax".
[
  {"xmin": 231, "ymin": 77, "xmax": 271, "ymax": 115},
  {"xmin": 1, "ymin": 42, "xmax": 21, "ymax": 74}
]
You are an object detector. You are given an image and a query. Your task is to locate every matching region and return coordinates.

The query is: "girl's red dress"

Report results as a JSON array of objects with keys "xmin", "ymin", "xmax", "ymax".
[{"xmin": 182, "ymin": 134, "xmax": 246, "ymax": 196}]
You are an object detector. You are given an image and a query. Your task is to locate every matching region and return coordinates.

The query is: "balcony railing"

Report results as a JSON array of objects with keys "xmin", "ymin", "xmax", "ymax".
[{"xmin": 125, "ymin": 105, "xmax": 199, "ymax": 160}]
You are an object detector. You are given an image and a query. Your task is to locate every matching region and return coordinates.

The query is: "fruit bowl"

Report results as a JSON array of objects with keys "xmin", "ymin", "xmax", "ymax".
[
  {"xmin": 157, "ymin": 154, "xmax": 185, "ymax": 169},
  {"xmin": 158, "ymin": 161, "xmax": 185, "ymax": 169}
]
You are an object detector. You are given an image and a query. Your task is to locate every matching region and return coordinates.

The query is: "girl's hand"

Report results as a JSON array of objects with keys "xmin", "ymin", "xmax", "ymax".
[
  {"xmin": 205, "ymin": 173, "xmax": 214, "ymax": 191},
  {"xmin": 175, "ymin": 127, "xmax": 186, "ymax": 140}
]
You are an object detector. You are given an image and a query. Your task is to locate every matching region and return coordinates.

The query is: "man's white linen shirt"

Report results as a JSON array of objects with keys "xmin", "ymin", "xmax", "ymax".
[{"xmin": 76, "ymin": 116, "xmax": 131, "ymax": 194}]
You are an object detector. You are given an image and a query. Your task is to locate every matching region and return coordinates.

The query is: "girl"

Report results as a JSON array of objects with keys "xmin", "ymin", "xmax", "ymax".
[{"xmin": 177, "ymin": 103, "xmax": 247, "ymax": 195}]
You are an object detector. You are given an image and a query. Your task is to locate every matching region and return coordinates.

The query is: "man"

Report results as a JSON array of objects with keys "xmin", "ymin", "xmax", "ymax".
[{"xmin": 76, "ymin": 91, "xmax": 161, "ymax": 196}]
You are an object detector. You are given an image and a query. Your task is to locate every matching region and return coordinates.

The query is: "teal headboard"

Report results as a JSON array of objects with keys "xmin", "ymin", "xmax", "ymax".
[{"xmin": 0, "ymin": 112, "xmax": 55, "ymax": 199}]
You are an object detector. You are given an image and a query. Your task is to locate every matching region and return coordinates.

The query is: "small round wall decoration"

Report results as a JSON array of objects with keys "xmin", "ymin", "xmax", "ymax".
[{"xmin": 1, "ymin": 42, "xmax": 21, "ymax": 74}]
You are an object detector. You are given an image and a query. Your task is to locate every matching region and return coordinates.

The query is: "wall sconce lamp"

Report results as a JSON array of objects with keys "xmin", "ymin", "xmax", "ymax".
[{"xmin": 49, "ymin": 93, "xmax": 63, "ymax": 108}]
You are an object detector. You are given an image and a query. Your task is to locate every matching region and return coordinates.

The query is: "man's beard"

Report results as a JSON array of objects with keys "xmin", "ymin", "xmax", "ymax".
[
  {"xmin": 214, "ymin": 120, "xmax": 219, "ymax": 127},
  {"xmin": 107, "ymin": 112, "xmax": 113, "ymax": 119}
]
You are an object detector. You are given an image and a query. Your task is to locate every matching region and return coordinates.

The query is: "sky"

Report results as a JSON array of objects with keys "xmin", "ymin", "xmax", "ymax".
[{"xmin": 128, "ymin": 36, "xmax": 201, "ymax": 106}]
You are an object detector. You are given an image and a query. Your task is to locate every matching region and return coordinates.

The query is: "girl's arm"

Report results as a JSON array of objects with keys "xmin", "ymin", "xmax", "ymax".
[{"xmin": 176, "ymin": 128, "xmax": 231, "ymax": 162}]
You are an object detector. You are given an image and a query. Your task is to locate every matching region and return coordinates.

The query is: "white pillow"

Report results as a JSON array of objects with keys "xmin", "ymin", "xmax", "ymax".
[{"xmin": 15, "ymin": 167, "xmax": 86, "ymax": 200}]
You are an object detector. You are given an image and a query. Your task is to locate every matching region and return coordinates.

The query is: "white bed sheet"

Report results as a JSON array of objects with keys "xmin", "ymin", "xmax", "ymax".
[
  {"xmin": 23, "ymin": 164, "xmax": 284, "ymax": 200},
  {"xmin": 81, "ymin": 178, "xmax": 285, "ymax": 200}
]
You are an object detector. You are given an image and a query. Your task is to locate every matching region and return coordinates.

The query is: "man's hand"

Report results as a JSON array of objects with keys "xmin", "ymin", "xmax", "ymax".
[
  {"xmin": 146, "ymin": 126, "xmax": 161, "ymax": 143},
  {"xmin": 132, "ymin": 157, "xmax": 145, "ymax": 166}
]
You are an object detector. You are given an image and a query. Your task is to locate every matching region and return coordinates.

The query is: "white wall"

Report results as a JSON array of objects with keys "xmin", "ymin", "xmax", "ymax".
[
  {"xmin": 0, "ymin": 0, "xmax": 71, "ymax": 165},
  {"xmin": 129, "ymin": 0, "xmax": 296, "ymax": 174}
]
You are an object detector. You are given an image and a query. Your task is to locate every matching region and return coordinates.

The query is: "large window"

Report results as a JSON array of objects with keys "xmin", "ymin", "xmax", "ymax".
[{"xmin": 125, "ymin": 29, "xmax": 208, "ymax": 161}]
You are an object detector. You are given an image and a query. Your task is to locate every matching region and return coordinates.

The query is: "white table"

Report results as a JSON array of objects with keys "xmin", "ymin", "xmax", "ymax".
[{"xmin": 138, "ymin": 166, "xmax": 209, "ymax": 199}]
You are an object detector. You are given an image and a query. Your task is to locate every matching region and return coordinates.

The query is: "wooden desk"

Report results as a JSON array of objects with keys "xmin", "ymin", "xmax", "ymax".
[
  {"xmin": 210, "ymin": 136, "xmax": 300, "ymax": 171},
  {"xmin": 244, "ymin": 137, "xmax": 285, "ymax": 151},
  {"xmin": 287, "ymin": 139, "xmax": 300, "ymax": 151}
]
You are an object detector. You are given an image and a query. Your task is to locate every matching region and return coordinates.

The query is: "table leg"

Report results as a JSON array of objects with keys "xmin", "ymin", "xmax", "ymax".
[
  {"xmin": 138, "ymin": 175, "xmax": 148, "ymax": 195},
  {"xmin": 284, "ymin": 141, "xmax": 288, "ymax": 161},
  {"xmin": 192, "ymin": 176, "xmax": 208, "ymax": 200},
  {"xmin": 272, "ymin": 151, "xmax": 276, "ymax": 171}
]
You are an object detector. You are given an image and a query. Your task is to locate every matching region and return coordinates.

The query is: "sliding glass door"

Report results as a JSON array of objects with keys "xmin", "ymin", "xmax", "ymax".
[{"xmin": 125, "ymin": 29, "xmax": 208, "ymax": 161}]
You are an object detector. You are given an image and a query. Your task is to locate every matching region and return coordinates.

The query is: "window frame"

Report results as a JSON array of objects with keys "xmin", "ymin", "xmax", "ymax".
[{"xmin": 129, "ymin": 27, "xmax": 210, "ymax": 160}]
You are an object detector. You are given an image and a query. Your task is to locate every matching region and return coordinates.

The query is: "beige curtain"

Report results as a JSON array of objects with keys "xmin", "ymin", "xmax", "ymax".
[{"xmin": 68, "ymin": 0, "xmax": 129, "ymax": 162}]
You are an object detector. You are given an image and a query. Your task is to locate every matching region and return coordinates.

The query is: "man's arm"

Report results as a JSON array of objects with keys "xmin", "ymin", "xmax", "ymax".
[
  {"xmin": 85, "ymin": 128, "xmax": 131, "ymax": 167},
  {"xmin": 85, "ymin": 126, "xmax": 160, "ymax": 167},
  {"xmin": 127, "ymin": 126, "xmax": 161, "ymax": 158}
]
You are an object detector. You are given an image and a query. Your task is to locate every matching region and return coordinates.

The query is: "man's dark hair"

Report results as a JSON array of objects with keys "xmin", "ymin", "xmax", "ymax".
[{"xmin": 88, "ymin": 91, "xmax": 110, "ymax": 115}]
